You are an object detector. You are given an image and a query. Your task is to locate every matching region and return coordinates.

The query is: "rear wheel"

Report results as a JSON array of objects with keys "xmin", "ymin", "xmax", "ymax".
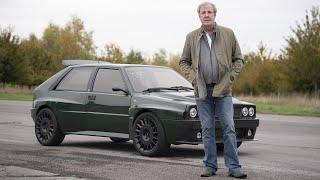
[
  {"xmin": 132, "ymin": 112, "xmax": 168, "ymax": 156},
  {"xmin": 110, "ymin": 137, "xmax": 129, "ymax": 143},
  {"xmin": 35, "ymin": 108, "xmax": 65, "ymax": 146}
]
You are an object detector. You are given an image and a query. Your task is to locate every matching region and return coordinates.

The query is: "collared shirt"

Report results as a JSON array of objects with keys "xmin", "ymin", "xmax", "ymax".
[
  {"xmin": 205, "ymin": 32, "xmax": 212, "ymax": 50},
  {"xmin": 199, "ymin": 25, "xmax": 219, "ymax": 85}
]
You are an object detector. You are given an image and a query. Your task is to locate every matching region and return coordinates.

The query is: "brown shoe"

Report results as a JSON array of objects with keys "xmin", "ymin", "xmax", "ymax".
[{"xmin": 200, "ymin": 167, "xmax": 216, "ymax": 177}]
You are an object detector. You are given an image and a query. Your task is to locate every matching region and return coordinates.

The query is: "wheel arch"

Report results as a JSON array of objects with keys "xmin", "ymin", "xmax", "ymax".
[
  {"xmin": 36, "ymin": 105, "xmax": 54, "ymax": 115},
  {"xmin": 35, "ymin": 103, "xmax": 63, "ymax": 131},
  {"xmin": 129, "ymin": 108, "xmax": 166, "ymax": 140}
]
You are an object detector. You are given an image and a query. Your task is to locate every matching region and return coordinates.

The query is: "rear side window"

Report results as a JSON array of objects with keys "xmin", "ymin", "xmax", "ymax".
[
  {"xmin": 93, "ymin": 68, "xmax": 125, "ymax": 93},
  {"xmin": 56, "ymin": 67, "xmax": 94, "ymax": 91}
]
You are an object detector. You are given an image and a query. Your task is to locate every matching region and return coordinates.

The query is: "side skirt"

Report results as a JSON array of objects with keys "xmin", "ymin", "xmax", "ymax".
[{"xmin": 65, "ymin": 131, "xmax": 129, "ymax": 139}]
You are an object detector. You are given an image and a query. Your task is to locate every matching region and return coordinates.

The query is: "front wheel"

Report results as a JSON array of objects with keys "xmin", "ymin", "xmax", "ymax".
[
  {"xmin": 132, "ymin": 112, "xmax": 169, "ymax": 156},
  {"xmin": 35, "ymin": 108, "xmax": 65, "ymax": 146}
]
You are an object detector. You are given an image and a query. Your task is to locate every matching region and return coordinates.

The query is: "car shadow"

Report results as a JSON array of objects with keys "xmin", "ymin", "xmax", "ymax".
[{"xmin": 59, "ymin": 139, "xmax": 249, "ymax": 158}]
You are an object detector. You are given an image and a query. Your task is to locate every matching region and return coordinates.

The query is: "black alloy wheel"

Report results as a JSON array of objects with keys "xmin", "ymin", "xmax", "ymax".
[
  {"xmin": 132, "ymin": 112, "xmax": 168, "ymax": 156},
  {"xmin": 35, "ymin": 108, "xmax": 65, "ymax": 146},
  {"xmin": 110, "ymin": 137, "xmax": 129, "ymax": 143}
]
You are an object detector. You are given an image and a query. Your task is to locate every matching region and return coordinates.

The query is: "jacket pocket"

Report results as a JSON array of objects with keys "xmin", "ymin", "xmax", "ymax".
[
  {"xmin": 192, "ymin": 79, "xmax": 199, "ymax": 98},
  {"xmin": 188, "ymin": 69, "xmax": 196, "ymax": 84},
  {"xmin": 226, "ymin": 73, "xmax": 234, "ymax": 92},
  {"xmin": 221, "ymin": 73, "xmax": 233, "ymax": 94}
]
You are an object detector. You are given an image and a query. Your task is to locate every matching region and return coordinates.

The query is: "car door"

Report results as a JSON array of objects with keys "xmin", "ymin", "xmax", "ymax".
[
  {"xmin": 53, "ymin": 66, "xmax": 94, "ymax": 131},
  {"xmin": 86, "ymin": 68, "xmax": 131, "ymax": 133}
]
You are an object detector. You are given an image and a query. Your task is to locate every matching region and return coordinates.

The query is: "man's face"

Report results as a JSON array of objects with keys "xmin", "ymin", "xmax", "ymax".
[{"xmin": 199, "ymin": 4, "xmax": 215, "ymax": 27}]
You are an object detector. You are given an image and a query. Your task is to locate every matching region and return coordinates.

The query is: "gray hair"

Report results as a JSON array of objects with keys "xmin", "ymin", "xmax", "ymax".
[{"xmin": 197, "ymin": 2, "xmax": 217, "ymax": 15}]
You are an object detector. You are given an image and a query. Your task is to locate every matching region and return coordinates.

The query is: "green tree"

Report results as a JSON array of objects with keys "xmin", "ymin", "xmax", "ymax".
[
  {"xmin": 283, "ymin": 6, "xmax": 320, "ymax": 94},
  {"xmin": 125, "ymin": 49, "xmax": 145, "ymax": 64},
  {"xmin": 0, "ymin": 27, "xmax": 24, "ymax": 85},
  {"xmin": 18, "ymin": 34, "xmax": 54, "ymax": 85}
]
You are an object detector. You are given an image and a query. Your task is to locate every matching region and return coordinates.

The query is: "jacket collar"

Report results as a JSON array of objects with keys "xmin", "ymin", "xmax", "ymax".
[
  {"xmin": 197, "ymin": 23, "xmax": 219, "ymax": 43},
  {"xmin": 200, "ymin": 23, "xmax": 218, "ymax": 35}
]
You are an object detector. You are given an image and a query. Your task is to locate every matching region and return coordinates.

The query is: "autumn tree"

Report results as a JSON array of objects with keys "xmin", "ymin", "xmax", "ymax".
[
  {"xmin": 152, "ymin": 49, "xmax": 168, "ymax": 66},
  {"xmin": 283, "ymin": 6, "xmax": 320, "ymax": 94},
  {"xmin": 168, "ymin": 53, "xmax": 181, "ymax": 74},
  {"xmin": 103, "ymin": 43, "xmax": 124, "ymax": 63},
  {"xmin": 233, "ymin": 43, "xmax": 291, "ymax": 95},
  {"xmin": 42, "ymin": 16, "xmax": 96, "ymax": 70}
]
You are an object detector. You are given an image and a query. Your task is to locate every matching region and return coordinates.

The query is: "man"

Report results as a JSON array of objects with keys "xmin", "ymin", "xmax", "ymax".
[{"xmin": 179, "ymin": 2, "xmax": 247, "ymax": 179}]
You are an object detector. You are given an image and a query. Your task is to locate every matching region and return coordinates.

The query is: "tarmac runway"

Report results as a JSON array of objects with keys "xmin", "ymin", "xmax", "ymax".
[{"xmin": 0, "ymin": 100, "xmax": 319, "ymax": 180}]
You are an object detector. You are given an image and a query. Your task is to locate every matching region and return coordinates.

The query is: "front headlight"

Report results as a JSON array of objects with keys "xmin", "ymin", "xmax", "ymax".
[
  {"xmin": 242, "ymin": 107, "xmax": 249, "ymax": 116},
  {"xmin": 190, "ymin": 107, "xmax": 198, "ymax": 118},
  {"xmin": 184, "ymin": 105, "xmax": 199, "ymax": 119},
  {"xmin": 249, "ymin": 107, "xmax": 255, "ymax": 116}
]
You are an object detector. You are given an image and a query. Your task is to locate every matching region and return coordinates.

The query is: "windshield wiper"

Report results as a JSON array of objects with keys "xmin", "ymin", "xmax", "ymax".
[
  {"xmin": 170, "ymin": 86, "xmax": 194, "ymax": 91},
  {"xmin": 142, "ymin": 87, "xmax": 179, "ymax": 93}
]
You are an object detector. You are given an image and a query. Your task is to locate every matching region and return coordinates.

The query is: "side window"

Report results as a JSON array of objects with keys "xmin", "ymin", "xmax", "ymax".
[
  {"xmin": 56, "ymin": 67, "xmax": 94, "ymax": 91},
  {"xmin": 93, "ymin": 68, "xmax": 125, "ymax": 94}
]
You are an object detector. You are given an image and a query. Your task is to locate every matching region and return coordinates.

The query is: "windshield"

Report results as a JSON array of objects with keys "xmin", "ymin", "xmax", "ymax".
[{"xmin": 125, "ymin": 66, "xmax": 193, "ymax": 92}]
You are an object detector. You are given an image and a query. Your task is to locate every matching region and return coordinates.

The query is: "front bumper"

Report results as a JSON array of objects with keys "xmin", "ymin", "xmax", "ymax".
[{"xmin": 163, "ymin": 118, "xmax": 259, "ymax": 145}]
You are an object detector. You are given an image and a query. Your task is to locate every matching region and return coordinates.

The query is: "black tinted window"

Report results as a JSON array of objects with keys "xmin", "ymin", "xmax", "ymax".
[
  {"xmin": 93, "ymin": 68, "xmax": 125, "ymax": 93},
  {"xmin": 56, "ymin": 67, "xmax": 93, "ymax": 91}
]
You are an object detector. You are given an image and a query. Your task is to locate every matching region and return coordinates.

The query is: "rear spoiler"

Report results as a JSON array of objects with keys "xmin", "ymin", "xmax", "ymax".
[{"xmin": 62, "ymin": 60, "xmax": 111, "ymax": 67}]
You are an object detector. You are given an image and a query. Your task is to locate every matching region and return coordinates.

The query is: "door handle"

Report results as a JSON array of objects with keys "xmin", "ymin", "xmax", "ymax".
[{"xmin": 88, "ymin": 95, "xmax": 96, "ymax": 101}]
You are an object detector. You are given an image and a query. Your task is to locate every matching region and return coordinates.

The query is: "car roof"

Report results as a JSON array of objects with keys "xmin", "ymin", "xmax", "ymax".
[
  {"xmin": 62, "ymin": 60, "xmax": 111, "ymax": 66},
  {"xmin": 69, "ymin": 63, "xmax": 171, "ymax": 69}
]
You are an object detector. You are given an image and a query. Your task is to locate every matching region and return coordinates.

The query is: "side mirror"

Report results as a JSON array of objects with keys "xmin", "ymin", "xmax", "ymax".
[{"xmin": 112, "ymin": 87, "xmax": 129, "ymax": 95}]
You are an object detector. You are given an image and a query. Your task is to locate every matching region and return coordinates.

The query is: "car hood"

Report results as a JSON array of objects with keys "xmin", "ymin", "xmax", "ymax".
[
  {"xmin": 144, "ymin": 91, "xmax": 253, "ymax": 105},
  {"xmin": 146, "ymin": 91, "xmax": 196, "ymax": 104},
  {"xmin": 133, "ymin": 91, "xmax": 254, "ymax": 107},
  {"xmin": 132, "ymin": 91, "xmax": 196, "ymax": 112}
]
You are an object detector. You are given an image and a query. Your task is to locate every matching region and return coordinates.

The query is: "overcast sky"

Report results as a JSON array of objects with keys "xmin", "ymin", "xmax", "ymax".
[{"xmin": 1, "ymin": 0, "xmax": 319, "ymax": 57}]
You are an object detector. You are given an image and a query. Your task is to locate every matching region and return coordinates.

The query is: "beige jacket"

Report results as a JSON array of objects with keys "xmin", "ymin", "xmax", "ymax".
[{"xmin": 179, "ymin": 25, "xmax": 244, "ymax": 99}]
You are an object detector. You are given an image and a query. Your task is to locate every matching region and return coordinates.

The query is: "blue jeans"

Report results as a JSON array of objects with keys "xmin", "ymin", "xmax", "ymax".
[{"xmin": 196, "ymin": 84, "xmax": 242, "ymax": 173}]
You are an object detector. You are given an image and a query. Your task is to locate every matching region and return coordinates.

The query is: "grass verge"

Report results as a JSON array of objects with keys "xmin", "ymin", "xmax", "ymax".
[
  {"xmin": 0, "ymin": 93, "xmax": 33, "ymax": 101},
  {"xmin": 255, "ymin": 103, "xmax": 320, "ymax": 117},
  {"xmin": 237, "ymin": 95, "xmax": 320, "ymax": 117}
]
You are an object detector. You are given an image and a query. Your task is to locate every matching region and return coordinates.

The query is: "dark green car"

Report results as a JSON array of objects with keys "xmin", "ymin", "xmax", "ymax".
[{"xmin": 31, "ymin": 63, "xmax": 259, "ymax": 156}]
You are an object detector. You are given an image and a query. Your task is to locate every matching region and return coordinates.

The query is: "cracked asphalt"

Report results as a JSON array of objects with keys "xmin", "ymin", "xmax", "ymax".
[{"xmin": 0, "ymin": 100, "xmax": 319, "ymax": 180}]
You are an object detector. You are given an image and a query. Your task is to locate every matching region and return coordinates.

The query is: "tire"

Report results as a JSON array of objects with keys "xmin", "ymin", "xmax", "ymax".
[
  {"xmin": 132, "ymin": 112, "xmax": 169, "ymax": 156},
  {"xmin": 217, "ymin": 142, "xmax": 242, "ymax": 151},
  {"xmin": 110, "ymin": 137, "xmax": 129, "ymax": 143},
  {"xmin": 35, "ymin": 108, "xmax": 65, "ymax": 146}
]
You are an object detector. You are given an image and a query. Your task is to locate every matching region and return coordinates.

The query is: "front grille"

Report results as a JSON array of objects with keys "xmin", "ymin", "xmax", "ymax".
[{"xmin": 233, "ymin": 106, "xmax": 242, "ymax": 118}]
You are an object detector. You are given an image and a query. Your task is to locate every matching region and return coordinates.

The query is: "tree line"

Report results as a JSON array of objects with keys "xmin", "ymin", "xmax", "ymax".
[
  {"xmin": 0, "ymin": 7, "xmax": 319, "ymax": 96},
  {"xmin": 234, "ymin": 6, "xmax": 320, "ymax": 96}
]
